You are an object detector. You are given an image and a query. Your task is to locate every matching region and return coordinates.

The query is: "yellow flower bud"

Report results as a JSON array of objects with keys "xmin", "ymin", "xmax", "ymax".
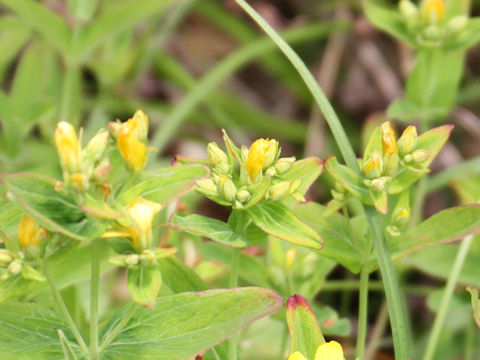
[
  {"xmin": 314, "ymin": 340, "xmax": 345, "ymax": 360},
  {"xmin": 274, "ymin": 156, "xmax": 296, "ymax": 174},
  {"xmin": 363, "ymin": 151, "xmax": 383, "ymax": 179},
  {"xmin": 55, "ymin": 122, "xmax": 81, "ymax": 174},
  {"xmin": 236, "ymin": 189, "xmax": 251, "ymax": 203},
  {"xmin": 117, "ymin": 110, "xmax": 149, "ymax": 171},
  {"xmin": 288, "ymin": 352, "xmax": 307, "ymax": 360},
  {"xmin": 285, "ymin": 248, "xmax": 296, "ymax": 269},
  {"xmin": 268, "ymin": 181, "xmax": 292, "ymax": 201},
  {"xmin": 381, "ymin": 122, "xmax": 397, "ymax": 156},
  {"xmin": 18, "ymin": 215, "xmax": 46, "ymax": 249},
  {"xmin": 393, "ymin": 207, "xmax": 410, "ymax": 227},
  {"xmin": 397, "ymin": 125, "xmax": 417, "ymax": 156},
  {"xmin": 126, "ymin": 197, "xmax": 162, "ymax": 250},
  {"xmin": 246, "ymin": 138, "xmax": 279, "ymax": 181},
  {"xmin": 399, "ymin": 0, "xmax": 419, "ymax": 20},
  {"xmin": 70, "ymin": 173, "xmax": 89, "ymax": 192},
  {"xmin": 8, "ymin": 260, "xmax": 22, "ymax": 275},
  {"xmin": 195, "ymin": 178, "xmax": 218, "ymax": 197},
  {"xmin": 422, "ymin": 0, "xmax": 445, "ymax": 24}
]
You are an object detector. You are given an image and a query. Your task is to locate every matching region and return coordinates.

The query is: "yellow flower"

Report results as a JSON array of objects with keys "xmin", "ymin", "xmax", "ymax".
[
  {"xmin": 117, "ymin": 110, "xmax": 149, "ymax": 171},
  {"xmin": 288, "ymin": 341, "xmax": 345, "ymax": 360},
  {"xmin": 381, "ymin": 122, "xmax": 397, "ymax": 156},
  {"xmin": 246, "ymin": 138, "xmax": 278, "ymax": 181},
  {"xmin": 423, "ymin": 0, "xmax": 445, "ymax": 23},
  {"xmin": 18, "ymin": 215, "xmax": 47, "ymax": 249},
  {"xmin": 55, "ymin": 121, "xmax": 81, "ymax": 174},
  {"xmin": 126, "ymin": 197, "xmax": 162, "ymax": 250}
]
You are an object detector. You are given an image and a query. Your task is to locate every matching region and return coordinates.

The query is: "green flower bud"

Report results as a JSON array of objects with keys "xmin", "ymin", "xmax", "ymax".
[
  {"xmin": 386, "ymin": 225, "xmax": 402, "ymax": 237},
  {"xmin": 0, "ymin": 249, "xmax": 14, "ymax": 267},
  {"xmin": 140, "ymin": 250, "xmax": 156, "ymax": 266},
  {"xmin": 411, "ymin": 149, "xmax": 431, "ymax": 163},
  {"xmin": 125, "ymin": 254, "xmax": 140, "ymax": 267},
  {"xmin": 265, "ymin": 167, "xmax": 277, "ymax": 177},
  {"xmin": 363, "ymin": 150, "xmax": 383, "ymax": 179},
  {"xmin": 84, "ymin": 129, "xmax": 109, "ymax": 164},
  {"xmin": 217, "ymin": 175, "xmax": 237, "ymax": 202},
  {"xmin": 447, "ymin": 15, "xmax": 468, "ymax": 34},
  {"xmin": 274, "ymin": 156, "xmax": 296, "ymax": 174},
  {"xmin": 207, "ymin": 142, "xmax": 230, "ymax": 174},
  {"xmin": 8, "ymin": 260, "xmax": 22, "ymax": 275},
  {"xmin": 399, "ymin": 0, "xmax": 419, "ymax": 20},
  {"xmin": 397, "ymin": 126, "xmax": 417, "ymax": 156},
  {"xmin": 236, "ymin": 189, "xmax": 251, "ymax": 203},
  {"xmin": 268, "ymin": 181, "xmax": 292, "ymax": 201},
  {"xmin": 423, "ymin": 25, "xmax": 441, "ymax": 40},
  {"xmin": 370, "ymin": 177, "xmax": 390, "ymax": 192},
  {"xmin": 195, "ymin": 178, "xmax": 218, "ymax": 197},
  {"xmin": 392, "ymin": 207, "xmax": 411, "ymax": 227}
]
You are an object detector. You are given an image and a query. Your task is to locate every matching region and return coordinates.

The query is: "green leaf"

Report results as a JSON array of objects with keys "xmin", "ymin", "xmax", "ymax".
[
  {"xmin": 117, "ymin": 164, "xmax": 208, "ymax": 205},
  {"xmin": 171, "ymin": 214, "xmax": 248, "ymax": 248},
  {"xmin": 293, "ymin": 202, "xmax": 364, "ymax": 273},
  {"xmin": 368, "ymin": 205, "xmax": 480, "ymax": 270},
  {"xmin": 1, "ymin": 173, "xmax": 105, "ymax": 241},
  {"xmin": 370, "ymin": 188, "xmax": 388, "ymax": 214},
  {"xmin": 405, "ymin": 50, "xmax": 465, "ymax": 121},
  {"xmin": 158, "ymin": 257, "xmax": 207, "ymax": 293},
  {"xmin": 247, "ymin": 202, "xmax": 323, "ymax": 250},
  {"xmin": 127, "ymin": 266, "xmax": 163, "ymax": 309},
  {"xmin": 324, "ymin": 156, "xmax": 371, "ymax": 205},
  {"xmin": 415, "ymin": 124, "xmax": 454, "ymax": 167},
  {"xmin": 0, "ymin": 302, "xmax": 83, "ymax": 359},
  {"xmin": 279, "ymin": 157, "xmax": 323, "ymax": 196},
  {"xmin": 74, "ymin": 0, "xmax": 178, "ymax": 58},
  {"xmin": 363, "ymin": 0, "xmax": 415, "ymax": 47},
  {"xmin": 387, "ymin": 99, "xmax": 445, "ymax": 123},
  {"xmin": 0, "ymin": 0, "xmax": 70, "ymax": 56},
  {"xmin": 100, "ymin": 287, "xmax": 283, "ymax": 359},
  {"xmin": 0, "ymin": 17, "xmax": 31, "ymax": 81},
  {"xmin": 286, "ymin": 294, "xmax": 325, "ymax": 358}
]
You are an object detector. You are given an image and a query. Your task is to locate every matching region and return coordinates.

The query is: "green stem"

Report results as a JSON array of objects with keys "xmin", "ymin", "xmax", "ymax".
[
  {"xmin": 465, "ymin": 319, "xmax": 474, "ymax": 360},
  {"xmin": 356, "ymin": 268, "xmax": 369, "ymax": 360},
  {"xmin": 228, "ymin": 248, "xmax": 241, "ymax": 360},
  {"xmin": 410, "ymin": 176, "xmax": 427, "ymax": 227},
  {"xmin": 89, "ymin": 239, "xmax": 101, "ymax": 360},
  {"xmin": 98, "ymin": 302, "xmax": 137, "ymax": 356},
  {"xmin": 320, "ymin": 280, "xmax": 434, "ymax": 295},
  {"xmin": 365, "ymin": 207, "xmax": 411, "ymax": 359},
  {"xmin": 422, "ymin": 235, "xmax": 474, "ymax": 360},
  {"xmin": 44, "ymin": 263, "xmax": 89, "ymax": 355},
  {"xmin": 234, "ymin": 1, "xmax": 411, "ymax": 358}
]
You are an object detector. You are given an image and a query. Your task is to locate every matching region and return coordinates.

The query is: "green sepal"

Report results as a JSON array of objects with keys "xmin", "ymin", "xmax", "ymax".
[
  {"xmin": 370, "ymin": 188, "xmax": 388, "ymax": 214},
  {"xmin": 286, "ymin": 294, "xmax": 325, "ymax": 358},
  {"xmin": 222, "ymin": 129, "xmax": 242, "ymax": 166},
  {"xmin": 127, "ymin": 265, "xmax": 163, "ymax": 309},
  {"xmin": 241, "ymin": 176, "xmax": 272, "ymax": 209},
  {"xmin": 415, "ymin": 124, "xmax": 454, "ymax": 167},
  {"xmin": 363, "ymin": 127, "xmax": 383, "ymax": 161},
  {"xmin": 246, "ymin": 202, "xmax": 323, "ymax": 250},
  {"xmin": 324, "ymin": 156, "xmax": 371, "ymax": 205},
  {"xmin": 21, "ymin": 264, "xmax": 45, "ymax": 282},
  {"xmin": 279, "ymin": 157, "xmax": 323, "ymax": 197}
]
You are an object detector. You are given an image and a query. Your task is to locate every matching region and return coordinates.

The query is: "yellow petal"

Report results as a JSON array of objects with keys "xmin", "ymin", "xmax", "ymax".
[
  {"xmin": 314, "ymin": 341, "xmax": 345, "ymax": 360},
  {"xmin": 18, "ymin": 215, "xmax": 41, "ymax": 248},
  {"xmin": 423, "ymin": 0, "xmax": 445, "ymax": 23},
  {"xmin": 55, "ymin": 121, "xmax": 81, "ymax": 174},
  {"xmin": 246, "ymin": 138, "xmax": 278, "ymax": 180},
  {"xmin": 381, "ymin": 121, "xmax": 397, "ymax": 156},
  {"xmin": 288, "ymin": 351, "xmax": 308, "ymax": 360},
  {"xmin": 117, "ymin": 112, "xmax": 149, "ymax": 171},
  {"xmin": 126, "ymin": 197, "xmax": 162, "ymax": 234}
]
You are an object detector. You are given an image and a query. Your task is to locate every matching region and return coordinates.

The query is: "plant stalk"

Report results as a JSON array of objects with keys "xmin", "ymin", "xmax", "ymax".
[
  {"xmin": 44, "ymin": 263, "xmax": 89, "ymax": 355},
  {"xmin": 228, "ymin": 247, "xmax": 241, "ymax": 360},
  {"xmin": 422, "ymin": 235, "xmax": 474, "ymax": 360},
  {"xmin": 98, "ymin": 302, "xmax": 137, "ymax": 356},
  {"xmin": 89, "ymin": 239, "xmax": 101, "ymax": 360},
  {"xmin": 356, "ymin": 268, "xmax": 370, "ymax": 359}
]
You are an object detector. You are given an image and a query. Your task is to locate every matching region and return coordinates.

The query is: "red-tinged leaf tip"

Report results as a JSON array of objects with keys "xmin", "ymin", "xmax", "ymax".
[
  {"xmin": 195, "ymin": 356, "xmax": 203, "ymax": 360},
  {"xmin": 287, "ymin": 294, "xmax": 312, "ymax": 312}
]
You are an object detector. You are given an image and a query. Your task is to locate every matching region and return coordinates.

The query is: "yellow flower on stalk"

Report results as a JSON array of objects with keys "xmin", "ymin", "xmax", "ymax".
[
  {"xmin": 423, "ymin": 0, "xmax": 445, "ymax": 23},
  {"xmin": 117, "ymin": 110, "xmax": 149, "ymax": 171},
  {"xmin": 381, "ymin": 122, "xmax": 397, "ymax": 156},
  {"xmin": 288, "ymin": 341, "xmax": 345, "ymax": 360},
  {"xmin": 18, "ymin": 215, "xmax": 47, "ymax": 249},
  {"xmin": 55, "ymin": 121, "xmax": 81, "ymax": 174},
  {"xmin": 103, "ymin": 197, "xmax": 162, "ymax": 251},
  {"xmin": 246, "ymin": 138, "xmax": 278, "ymax": 181}
]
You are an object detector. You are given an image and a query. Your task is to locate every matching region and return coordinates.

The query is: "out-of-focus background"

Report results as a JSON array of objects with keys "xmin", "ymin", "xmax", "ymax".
[{"xmin": 1, "ymin": 1, "xmax": 480, "ymax": 359}]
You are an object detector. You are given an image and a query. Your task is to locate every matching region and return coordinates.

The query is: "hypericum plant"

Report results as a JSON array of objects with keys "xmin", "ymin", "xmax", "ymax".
[{"xmin": 0, "ymin": 110, "xmax": 285, "ymax": 360}]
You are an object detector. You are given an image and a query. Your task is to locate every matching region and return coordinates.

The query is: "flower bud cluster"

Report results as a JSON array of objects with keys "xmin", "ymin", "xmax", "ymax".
[
  {"xmin": 109, "ymin": 248, "xmax": 177, "ymax": 268},
  {"xmin": 196, "ymin": 132, "xmax": 305, "ymax": 209},
  {"xmin": 398, "ymin": 0, "xmax": 469, "ymax": 47}
]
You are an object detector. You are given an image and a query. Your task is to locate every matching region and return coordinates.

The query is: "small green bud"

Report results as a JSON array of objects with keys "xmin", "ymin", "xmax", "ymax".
[
  {"xmin": 447, "ymin": 15, "xmax": 468, "ymax": 34},
  {"xmin": 423, "ymin": 25, "xmax": 441, "ymax": 40},
  {"xmin": 125, "ymin": 254, "xmax": 140, "ymax": 267},
  {"xmin": 370, "ymin": 177, "xmax": 390, "ymax": 192},
  {"xmin": 268, "ymin": 181, "xmax": 292, "ymax": 201},
  {"xmin": 234, "ymin": 200, "xmax": 244, "ymax": 209},
  {"xmin": 386, "ymin": 225, "xmax": 402, "ymax": 237},
  {"xmin": 291, "ymin": 193, "xmax": 306, "ymax": 202},
  {"xmin": 0, "ymin": 249, "xmax": 14, "ymax": 267},
  {"xmin": 363, "ymin": 150, "xmax": 383, "ymax": 179},
  {"xmin": 217, "ymin": 175, "xmax": 237, "ymax": 202},
  {"xmin": 411, "ymin": 149, "xmax": 431, "ymax": 163},
  {"xmin": 397, "ymin": 126, "xmax": 417, "ymax": 156},
  {"xmin": 335, "ymin": 182, "xmax": 346, "ymax": 194},
  {"xmin": 240, "ymin": 145, "xmax": 249, "ymax": 162},
  {"xmin": 399, "ymin": 0, "xmax": 419, "ymax": 20},
  {"xmin": 274, "ymin": 156, "xmax": 296, "ymax": 174},
  {"xmin": 265, "ymin": 167, "xmax": 277, "ymax": 177},
  {"xmin": 195, "ymin": 178, "xmax": 218, "ymax": 197},
  {"xmin": 84, "ymin": 129, "xmax": 109, "ymax": 164},
  {"xmin": 207, "ymin": 142, "xmax": 230, "ymax": 174},
  {"xmin": 236, "ymin": 189, "xmax": 251, "ymax": 203},
  {"xmin": 392, "ymin": 207, "xmax": 411, "ymax": 227},
  {"xmin": 8, "ymin": 260, "xmax": 22, "ymax": 275}
]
